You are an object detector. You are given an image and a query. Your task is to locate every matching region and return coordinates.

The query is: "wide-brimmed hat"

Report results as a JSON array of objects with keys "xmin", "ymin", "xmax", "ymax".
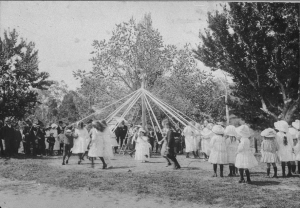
[
  {"xmin": 224, "ymin": 125, "xmax": 237, "ymax": 137},
  {"xmin": 51, "ymin": 123, "xmax": 58, "ymax": 128},
  {"xmin": 65, "ymin": 129, "xmax": 72, "ymax": 133},
  {"xmin": 274, "ymin": 120, "xmax": 289, "ymax": 133},
  {"xmin": 261, "ymin": 128, "xmax": 277, "ymax": 138},
  {"xmin": 212, "ymin": 125, "xmax": 224, "ymax": 135},
  {"xmin": 292, "ymin": 120, "xmax": 300, "ymax": 130},
  {"xmin": 236, "ymin": 125, "xmax": 252, "ymax": 138},
  {"xmin": 289, "ymin": 128, "xmax": 299, "ymax": 138}
]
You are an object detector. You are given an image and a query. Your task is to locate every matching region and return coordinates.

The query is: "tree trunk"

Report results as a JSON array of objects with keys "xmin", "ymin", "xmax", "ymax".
[{"xmin": 282, "ymin": 101, "xmax": 298, "ymax": 124}]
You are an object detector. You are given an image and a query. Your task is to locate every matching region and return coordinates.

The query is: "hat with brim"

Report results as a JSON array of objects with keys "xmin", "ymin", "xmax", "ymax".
[
  {"xmin": 292, "ymin": 120, "xmax": 300, "ymax": 130},
  {"xmin": 236, "ymin": 125, "xmax": 252, "ymax": 138},
  {"xmin": 274, "ymin": 120, "xmax": 289, "ymax": 133},
  {"xmin": 66, "ymin": 129, "xmax": 72, "ymax": 133},
  {"xmin": 224, "ymin": 125, "xmax": 237, "ymax": 137},
  {"xmin": 261, "ymin": 128, "xmax": 277, "ymax": 138},
  {"xmin": 212, "ymin": 125, "xmax": 224, "ymax": 135},
  {"xmin": 51, "ymin": 123, "xmax": 58, "ymax": 128},
  {"xmin": 289, "ymin": 128, "xmax": 299, "ymax": 139}
]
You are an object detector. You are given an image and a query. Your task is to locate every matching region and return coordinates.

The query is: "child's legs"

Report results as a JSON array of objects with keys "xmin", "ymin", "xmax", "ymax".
[
  {"xmin": 271, "ymin": 163, "xmax": 276, "ymax": 167},
  {"xmin": 267, "ymin": 163, "xmax": 271, "ymax": 168}
]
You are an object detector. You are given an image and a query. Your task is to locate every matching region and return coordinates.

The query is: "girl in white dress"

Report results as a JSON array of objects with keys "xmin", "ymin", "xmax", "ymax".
[
  {"xmin": 225, "ymin": 125, "xmax": 239, "ymax": 176},
  {"xmin": 183, "ymin": 122, "xmax": 196, "ymax": 158},
  {"xmin": 135, "ymin": 128, "xmax": 151, "ymax": 162},
  {"xmin": 201, "ymin": 123, "xmax": 214, "ymax": 160},
  {"xmin": 194, "ymin": 123, "xmax": 202, "ymax": 158},
  {"xmin": 72, "ymin": 122, "xmax": 89, "ymax": 164},
  {"xmin": 274, "ymin": 120, "xmax": 293, "ymax": 177},
  {"xmin": 209, "ymin": 125, "xmax": 227, "ymax": 177},
  {"xmin": 87, "ymin": 121, "xmax": 107, "ymax": 169},
  {"xmin": 292, "ymin": 120, "xmax": 300, "ymax": 173},
  {"xmin": 101, "ymin": 120, "xmax": 115, "ymax": 168},
  {"xmin": 289, "ymin": 127, "xmax": 299, "ymax": 173},
  {"xmin": 235, "ymin": 125, "xmax": 258, "ymax": 184},
  {"xmin": 260, "ymin": 128, "xmax": 279, "ymax": 178}
]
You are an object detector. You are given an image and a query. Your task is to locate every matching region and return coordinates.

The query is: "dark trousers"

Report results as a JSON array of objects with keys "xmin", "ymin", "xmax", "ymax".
[
  {"xmin": 0, "ymin": 139, "xmax": 4, "ymax": 156},
  {"xmin": 149, "ymin": 138, "xmax": 155, "ymax": 151},
  {"xmin": 174, "ymin": 139, "xmax": 181, "ymax": 154},
  {"xmin": 156, "ymin": 143, "xmax": 162, "ymax": 153},
  {"xmin": 37, "ymin": 141, "xmax": 46, "ymax": 155},
  {"xmin": 48, "ymin": 144, "xmax": 54, "ymax": 155},
  {"xmin": 117, "ymin": 135, "xmax": 126, "ymax": 147},
  {"xmin": 167, "ymin": 150, "xmax": 180, "ymax": 168},
  {"xmin": 4, "ymin": 139, "xmax": 12, "ymax": 156}
]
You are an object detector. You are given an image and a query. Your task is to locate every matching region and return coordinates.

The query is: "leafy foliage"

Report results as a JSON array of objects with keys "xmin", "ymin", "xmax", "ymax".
[
  {"xmin": 194, "ymin": 3, "xmax": 300, "ymax": 129},
  {"xmin": 0, "ymin": 29, "xmax": 52, "ymax": 121}
]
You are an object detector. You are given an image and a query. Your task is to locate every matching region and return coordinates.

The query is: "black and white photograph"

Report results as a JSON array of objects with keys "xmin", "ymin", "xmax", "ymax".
[{"xmin": 0, "ymin": 1, "xmax": 300, "ymax": 208}]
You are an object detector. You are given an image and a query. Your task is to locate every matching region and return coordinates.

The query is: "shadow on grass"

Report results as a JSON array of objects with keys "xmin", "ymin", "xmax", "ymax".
[
  {"xmin": 250, "ymin": 180, "xmax": 281, "ymax": 186},
  {"xmin": 111, "ymin": 166, "xmax": 136, "ymax": 169}
]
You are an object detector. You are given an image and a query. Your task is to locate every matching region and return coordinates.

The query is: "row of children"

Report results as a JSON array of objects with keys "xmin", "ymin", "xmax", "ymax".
[{"xmin": 206, "ymin": 119, "xmax": 300, "ymax": 184}]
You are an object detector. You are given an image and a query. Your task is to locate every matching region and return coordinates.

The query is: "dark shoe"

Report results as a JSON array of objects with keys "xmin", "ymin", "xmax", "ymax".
[
  {"xmin": 246, "ymin": 180, "xmax": 252, "ymax": 184},
  {"xmin": 166, "ymin": 163, "xmax": 172, "ymax": 167},
  {"xmin": 78, "ymin": 161, "xmax": 81, "ymax": 165},
  {"xmin": 103, "ymin": 163, "xmax": 107, "ymax": 169},
  {"xmin": 62, "ymin": 162, "xmax": 65, "ymax": 165},
  {"xmin": 238, "ymin": 179, "xmax": 245, "ymax": 183},
  {"xmin": 212, "ymin": 173, "xmax": 217, "ymax": 177}
]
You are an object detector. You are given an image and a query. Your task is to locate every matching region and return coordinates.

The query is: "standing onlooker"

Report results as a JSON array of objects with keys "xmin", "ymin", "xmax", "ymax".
[
  {"xmin": 57, "ymin": 121, "xmax": 65, "ymax": 154},
  {"xmin": 14, "ymin": 124, "xmax": 23, "ymax": 155},
  {"xmin": 154, "ymin": 126, "xmax": 163, "ymax": 153},
  {"xmin": 47, "ymin": 133, "xmax": 55, "ymax": 156},
  {"xmin": 2, "ymin": 119, "xmax": 15, "ymax": 157},
  {"xmin": 0, "ymin": 121, "xmax": 4, "ymax": 156}
]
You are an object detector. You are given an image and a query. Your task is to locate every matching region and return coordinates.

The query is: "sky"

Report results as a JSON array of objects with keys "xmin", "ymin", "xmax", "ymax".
[{"xmin": 1, "ymin": 1, "xmax": 224, "ymax": 90}]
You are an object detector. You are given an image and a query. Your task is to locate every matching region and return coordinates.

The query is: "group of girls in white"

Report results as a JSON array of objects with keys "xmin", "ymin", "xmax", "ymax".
[
  {"xmin": 205, "ymin": 124, "xmax": 258, "ymax": 183},
  {"xmin": 61, "ymin": 120, "xmax": 115, "ymax": 169},
  {"xmin": 260, "ymin": 119, "xmax": 300, "ymax": 178}
]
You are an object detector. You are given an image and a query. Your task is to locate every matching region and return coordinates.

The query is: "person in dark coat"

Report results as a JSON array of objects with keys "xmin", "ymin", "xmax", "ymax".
[
  {"xmin": 154, "ymin": 126, "xmax": 163, "ymax": 153},
  {"xmin": 115, "ymin": 121, "xmax": 128, "ymax": 152},
  {"xmin": 57, "ymin": 121, "xmax": 65, "ymax": 153},
  {"xmin": 0, "ymin": 121, "xmax": 4, "ymax": 156},
  {"xmin": 23, "ymin": 120, "xmax": 32, "ymax": 155},
  {"xmin": 37, "ymin": 127, "xmax": 46, "ymax": 156},
  {"xmin": 28, "ymin": 126, "xmax": 40, "ymax": 156},
  {"xmin": 2, "ymin": 119, "xmax": 15, "ymax": 157},
  {"xmin": 165, "ymin": 120, "xmax": 181, "ymax": 170},
  {"xmin": 173, "ymin": 124, "xmax": 183, "ymax": 154}
]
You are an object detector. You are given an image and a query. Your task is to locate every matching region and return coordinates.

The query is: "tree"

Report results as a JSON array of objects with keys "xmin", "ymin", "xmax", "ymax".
[
  {"xmin": 57, "ymin": 91, "xmax": 80, "ymax": 123},
  {"xmin": 0, "ymin": 29, "xmax": 52, "ymax": 121},
  {"xmin": 194, "ymin": 3, "xmax": 300, "ymax": 129}
]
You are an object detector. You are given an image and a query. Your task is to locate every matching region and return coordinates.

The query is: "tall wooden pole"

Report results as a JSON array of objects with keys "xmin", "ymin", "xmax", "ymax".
[{"xmin": 141, "ymin": 78, "xmax": 146, "ymax": 130}]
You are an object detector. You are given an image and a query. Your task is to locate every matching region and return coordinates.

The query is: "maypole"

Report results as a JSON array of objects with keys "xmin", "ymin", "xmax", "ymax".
[{"xmin": 141, "ymin": 77, "xmax": 147, "ymax": 131}]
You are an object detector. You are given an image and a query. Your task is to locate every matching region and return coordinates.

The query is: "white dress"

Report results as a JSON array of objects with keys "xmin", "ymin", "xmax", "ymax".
[
  {"xmin": 88, "ymin": 128, "xmax": 104, "ymax": 157},
  {"xmin": 201, "ymin": 128, "xmax": 213, "ymax": 156},
  {"xmin": 135, "ymin": 136, "xmax": 151, "ymax": 162},
  {"xmin": 45, "ymin": 130, "xmax": 50, "ymax": 149},
  {"xmin": 103, "ymin": 128, "xmax": 114, "ymax": 159},
  {"xmin": 235, "ymin": 137, "xmax": 258, "ymax": 169},
  {"xmin": 72, "ymin": 128, "xmax": 89, "ymax": 154},
  {"xmin": 194, "ymin": 130, "xmax": 201, "ymax": 150},
  {"xmin": 260, "ymin": 139, "xmax": 279, "ymax": 163},
  {"xmin": 276, "ymin": 132, "xmax": 293, "ymax": 162},
  {"xmin": 226, "ymin": 138, "xmax": 239, "ymax": 164},
  {"xmin": 183, "ymin": 126, "xmax": 194, "ymax": 153},
  {"xmin": 208, "ymin": 135, "xmax": 228, "ymax": 164},
  {"xmin": 293, "ymin": 143, "xmax": 300, "ymax": 161}
]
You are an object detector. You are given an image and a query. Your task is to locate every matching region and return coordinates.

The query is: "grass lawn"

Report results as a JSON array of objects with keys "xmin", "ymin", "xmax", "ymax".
[{"xmin": 0, "ymin": 154, "xmax": 300, "ymax": 208}]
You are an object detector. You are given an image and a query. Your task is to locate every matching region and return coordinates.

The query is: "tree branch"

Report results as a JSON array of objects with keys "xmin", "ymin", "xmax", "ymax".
[{"xmin": 260, "ymin": 98, "xmax": 278, "ymax": 120}]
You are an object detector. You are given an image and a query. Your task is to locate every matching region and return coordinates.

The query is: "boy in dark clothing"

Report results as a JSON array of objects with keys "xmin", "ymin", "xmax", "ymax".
[
  {"xmin": 47, "ymin": 133, "xmax": 55, "ymax": 156},
  {"xmin": 62, "ymin": 129, "xmax": 75, "ymax": 165}
]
